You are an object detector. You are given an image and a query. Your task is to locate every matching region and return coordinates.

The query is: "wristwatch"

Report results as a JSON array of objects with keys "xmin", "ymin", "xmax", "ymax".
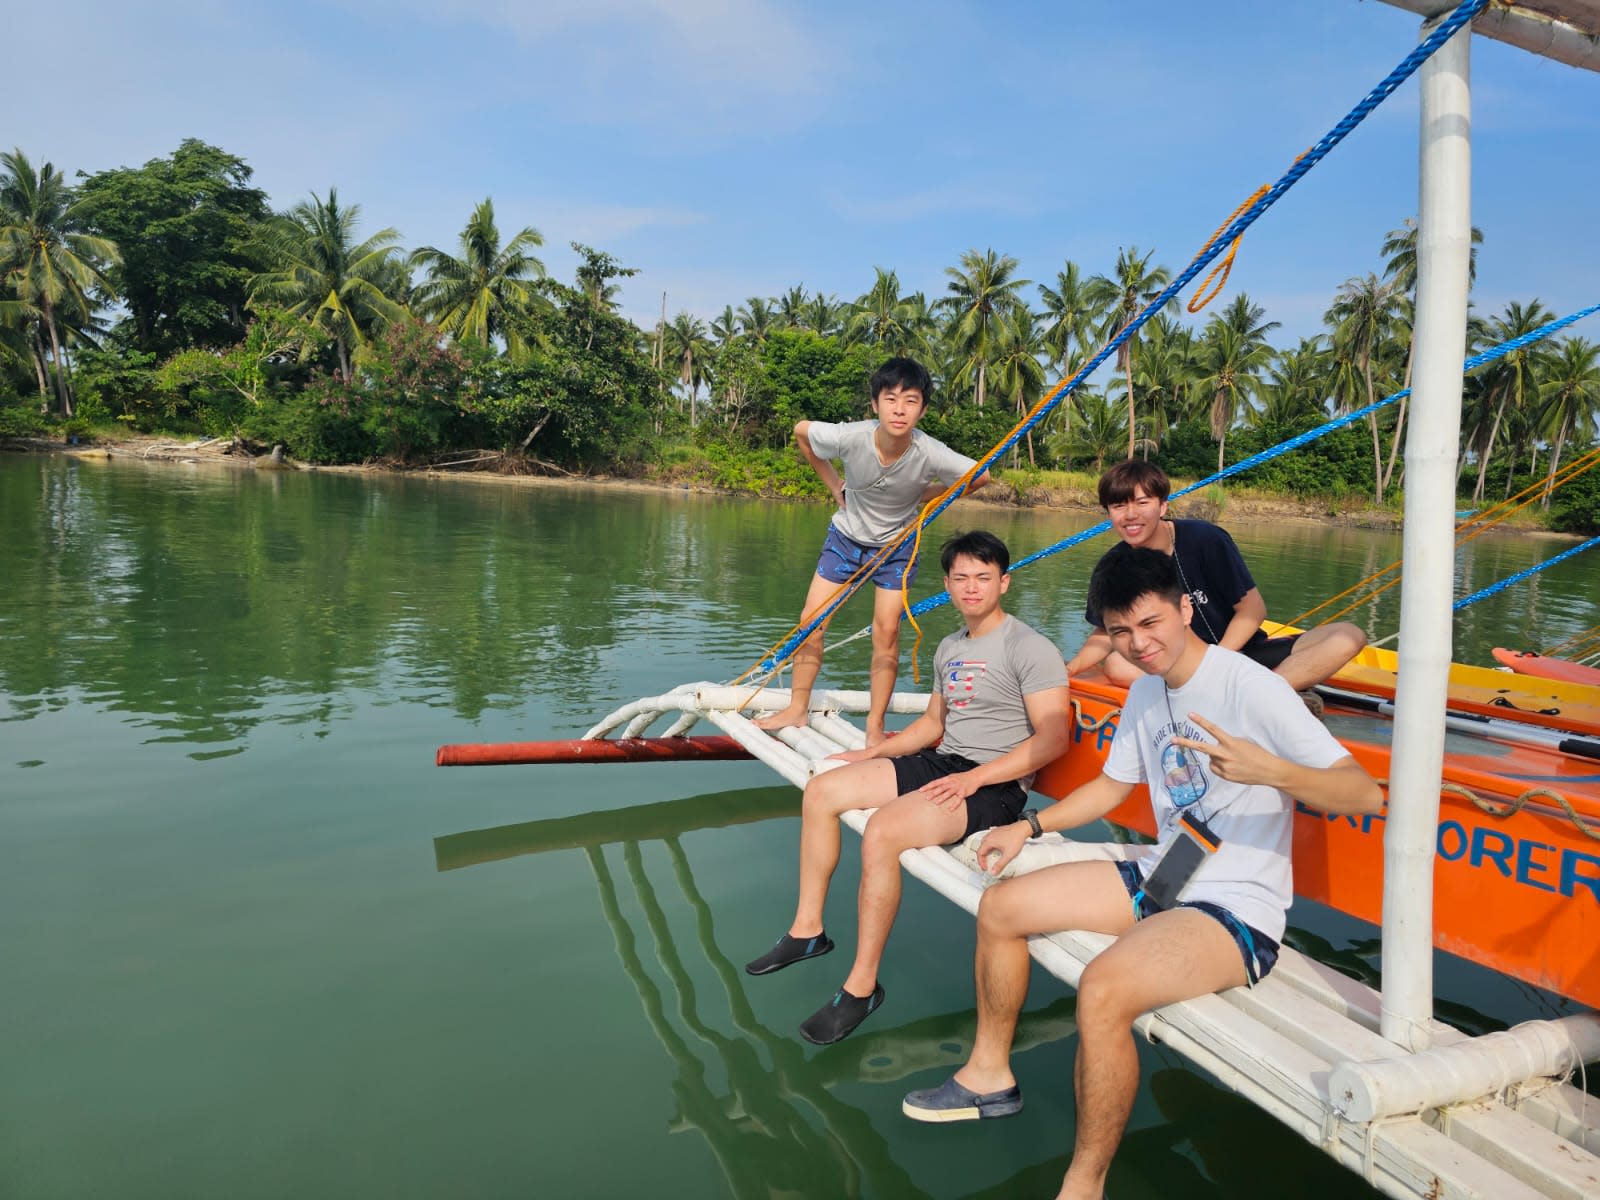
[{"xmin": 1021, "ymin": 808, "xmax": 1043, "ymax": 838}]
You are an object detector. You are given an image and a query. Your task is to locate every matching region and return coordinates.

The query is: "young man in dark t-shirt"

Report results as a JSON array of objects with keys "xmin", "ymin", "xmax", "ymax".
[{"xmin": 1064, "ymin": 461, "xmax": 1366, "ymax": 706}]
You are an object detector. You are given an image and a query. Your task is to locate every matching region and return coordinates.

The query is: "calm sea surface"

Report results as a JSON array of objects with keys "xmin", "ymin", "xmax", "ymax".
[{"xmin": 1, "ymin": 452, "xmax": 1593, "ymax": 1199}]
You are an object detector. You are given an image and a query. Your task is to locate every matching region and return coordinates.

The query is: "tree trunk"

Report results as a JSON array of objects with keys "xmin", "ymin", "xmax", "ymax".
[
  {"xmin": 1381, "ymin": 351, "xmax": 1414, "ymax": 496},
  {"xmin": 1504, "ymin": 440, "xmax": 1518, "ymax": 499},
  {"xmin": 1472, "ymin": 393, "xmax": 1507, "ymax": 504},
  {"xmin": 29, "ymin": 327, "xmax": 49, "ymax": 401},
  {"xmin": 1543, "ymin": 415, "xmax": 1572, "ymax": 508},
  {"xmin": 1362, "ymin": 356, "xmax": 1381, "ymax": 504},
  {"xmin": 1125, "ymin": 342, "xmax": 1137, "ymax": 461},
  {"xmin": 42, "ymin": 297, "xmax": 73, "ymax": 418},
  {"xmin": 975, "ymin": 361, "xmax": 986, "ymax": 409}
]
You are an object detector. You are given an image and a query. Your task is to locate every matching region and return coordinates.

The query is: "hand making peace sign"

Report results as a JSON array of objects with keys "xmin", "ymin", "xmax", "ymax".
[{"xmin": 1169, "ymin": 711, "xmax": 1288, "ymax": 789}]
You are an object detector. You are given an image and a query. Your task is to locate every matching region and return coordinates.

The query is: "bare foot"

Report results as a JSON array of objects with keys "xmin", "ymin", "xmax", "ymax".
[{"xmin": 754, "ymin": 703, "xmax": 808, "ymax": 732}]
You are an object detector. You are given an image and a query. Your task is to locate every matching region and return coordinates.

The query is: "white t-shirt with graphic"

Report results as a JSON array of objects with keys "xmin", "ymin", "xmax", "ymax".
[
  {"xmin": 934, "ymin": 615, "xmax": 1068, "ymax": 791},
  {"xmin": 806, "ymin": 421, "xmax": 977, "ymax": 546},
  {"xmin": 1103, "ymin": 645, "xmax": 1349, "ymax": 940}
]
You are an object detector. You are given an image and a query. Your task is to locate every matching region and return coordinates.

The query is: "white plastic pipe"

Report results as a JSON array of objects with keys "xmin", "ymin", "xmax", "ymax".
[
  {"xmin": 1381, "ymin": 17, "xmax": 1473, "ymax": 1051},
  {"xmin": 1331, "ymin": 1015, "xmax": 1600, "ymax": 1121}
]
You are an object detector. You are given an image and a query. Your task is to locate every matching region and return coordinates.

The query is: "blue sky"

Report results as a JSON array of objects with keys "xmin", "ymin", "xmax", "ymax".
[{"xmin": 15, "ymin": 1, "xmax": 1600, "ymax": 345}]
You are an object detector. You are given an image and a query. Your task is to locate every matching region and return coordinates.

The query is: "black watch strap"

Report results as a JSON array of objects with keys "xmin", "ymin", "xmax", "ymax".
[{"xmin": 1022, "ymin": 808, "xmax": 1043, "ymax": 838}]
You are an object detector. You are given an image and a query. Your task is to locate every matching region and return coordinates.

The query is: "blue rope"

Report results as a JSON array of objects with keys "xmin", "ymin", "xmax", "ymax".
[
  {"xmin": 755, "ymin": 0, "xmax": 1489, "ymax": 676},
  {"xmin": 1454, "ymin": 535, "xmax": 1600, "ymax": 612},
  {"xmin": 904, "ymin": 300, "xmax": 1600, "ymax": 619}
]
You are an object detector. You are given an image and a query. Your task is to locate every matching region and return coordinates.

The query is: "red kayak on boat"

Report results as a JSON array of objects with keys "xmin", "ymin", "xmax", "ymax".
[{"xmin": 1492, "ymin": 647, "xmax": 1600, "ymax": 688}]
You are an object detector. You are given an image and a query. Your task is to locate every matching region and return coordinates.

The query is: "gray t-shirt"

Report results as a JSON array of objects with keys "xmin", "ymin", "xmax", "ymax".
[
  {"xmin": 934, "ymin": 615, "xmax": 1069, "ymax": 790},
  {"xmin": 807, "ymin": 420, "xmax": 978, "ymax": 546}
]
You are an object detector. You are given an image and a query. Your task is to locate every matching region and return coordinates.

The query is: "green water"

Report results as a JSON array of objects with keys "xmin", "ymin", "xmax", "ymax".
[{"xmin": 1, "ymin": 453, "xmax": 1592, "ymax": 1199}]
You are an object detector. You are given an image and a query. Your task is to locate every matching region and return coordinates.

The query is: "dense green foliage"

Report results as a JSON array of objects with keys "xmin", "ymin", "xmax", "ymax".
[
  {"xmin": 3, "ymin": 138, "xmax": 1599, "ymax": 531},
  {"xmin": 76, "ymin": 140, "xmax": 271, "ymax": 355}
]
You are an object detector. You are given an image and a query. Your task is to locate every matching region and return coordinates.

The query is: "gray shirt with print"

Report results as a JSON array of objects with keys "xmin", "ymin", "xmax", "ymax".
[
  {"xmin": 934, "ymin": 614, "xmax": 1068, "ymax": 790},
  {"xmin": 807, "ymin": 420, "xmax": 978, "ymax": 546}
]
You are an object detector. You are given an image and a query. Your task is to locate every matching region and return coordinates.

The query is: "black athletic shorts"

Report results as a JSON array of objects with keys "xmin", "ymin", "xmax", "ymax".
[
  {"xmin": 1240, "ymin": 633, "xmax": 1300, "ymax": 672},
  {"xmin": 891, "ymin": 749, "xmax": 1029, "ymax": 841}
]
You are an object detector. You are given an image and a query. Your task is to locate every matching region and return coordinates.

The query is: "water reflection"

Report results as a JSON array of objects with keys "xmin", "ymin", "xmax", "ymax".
[{"xmin": 437, "ymin": 789, "xmax": 1084, "ymax": 1199}]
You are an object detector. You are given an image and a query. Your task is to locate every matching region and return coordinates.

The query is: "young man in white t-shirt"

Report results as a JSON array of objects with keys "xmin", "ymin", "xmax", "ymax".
[
  {"xmin": 755, "ymin": 357, "xmax": 988, "ymax": 746},
  {"xmin": 903, "ymin": 544, "xmax": 1382, "ymax": 1200},
  {"xmin": 746, "ymin": 532, "xmax": 1069, "ymax": 1045}
]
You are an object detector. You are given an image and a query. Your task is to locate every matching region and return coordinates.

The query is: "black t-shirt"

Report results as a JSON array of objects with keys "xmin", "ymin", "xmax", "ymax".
[{"xmin": 1084, "ymin": 519, "xmax": 1266, "ymax": 651}]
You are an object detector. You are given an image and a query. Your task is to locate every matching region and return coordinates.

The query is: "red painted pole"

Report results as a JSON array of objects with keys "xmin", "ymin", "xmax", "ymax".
[{"xmin": 435, "ymin": 735, "xmax": 754, "ymax": 767}]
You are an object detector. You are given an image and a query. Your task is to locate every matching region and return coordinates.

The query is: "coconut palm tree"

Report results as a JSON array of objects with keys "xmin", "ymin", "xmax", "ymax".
[
  {"xmin": 710, "ymin": 304, "xmax": 740, "ymax": 347},
  {"xmin": 409, "ymin": 197, "xmax": 545, "ymax": 355},
  {"xmin": 1037, "ymin": 261, "xmax": 1102, "ymax": 380},
  {"xmin": 777, "ymin": 286, "xmax": 808, "ymax": 330},
  {"xmin": 1196, "ymin": 316, "xmax": 1275, "ymax": 472},
  {"xmin": 1254, "ymin": 336, "xmax": 1331, "ymax": 429},
  {"xmin": 1377, "ymin": 218, "xmax": 1482, "ymax": 494},
  {"xmin": 846, "ymin": 267, "xmax": 919, "ymax": 352},
  {"xmin": 664, "ymin": 311, "xmax": 711, "ymax": 425},
  {"xmin": 1468, "ymin": 300, "xmax": 1556, "ymax": 503},
  {"xmin": 802, "ymin": 293, "xmax": 844, "ymax": 337},
  {"xmin": 1051, "ymin": 390, "xmax": 1127, "ymax": 473},
  {"xmin": 1120, "ymin": 315, "xmax": 1195, "ymax": 453},
  {"xmin": 942, "ymin": 248, "xmax": 1029, "ymax": 409},
  {"xmin": 1535, "ymin": 336, "xmax": 1600, "ymax": 508},
  {"xmin": 0, "ymin": 149, "xmax": 119, "ymax": 415},
  {"xmin": 1325, "ymin": 272, "xmax": 1404, "ymax": 503},
  {"xmin": 1379, "ymin": 216, "xmax": 1483, "ymax": 294},
  {"xmin": 1085, "ymin": 246, "xmax": 1173, "ymax": 460},
  {"xmin": 737, "ymin": 296, "xmax": 777, "ymax": 345},
  {"xmin": 250, "ymin": 189, "xmax": 405, "ymax": 379},
  {"xmin": 991, "ymin": 307, "xmax": 1049, "ymax": 465}
]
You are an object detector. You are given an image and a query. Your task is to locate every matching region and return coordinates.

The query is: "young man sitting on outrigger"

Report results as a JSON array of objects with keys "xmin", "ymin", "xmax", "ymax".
[
  {"xmin": 747, "ymin": 531, "xmax": 1069, "ymax": 1044},
  {"xmin": 754, "ymin": 356, "xmax": 987, "ymax": 747},
  {"xmin": 904, "ymin": 545, "xmax": 1383, "ymax": 1200},
  {"xmin": 1065, "ymin": 460, "xmax": 1366, "ymax": 714}
]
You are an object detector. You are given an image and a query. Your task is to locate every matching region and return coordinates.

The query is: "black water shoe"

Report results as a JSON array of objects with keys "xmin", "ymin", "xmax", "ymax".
[
  {"xmin": 902, "ymin": 1075, "xmax": 1023, "ymax": 1122},
  {"xmin": 745, "ymin": 932, "xmax": 834, "ymax": 976},
  {"xmin": 799, "ymin": 983, "xmax": 884, "ymax": 1044}
]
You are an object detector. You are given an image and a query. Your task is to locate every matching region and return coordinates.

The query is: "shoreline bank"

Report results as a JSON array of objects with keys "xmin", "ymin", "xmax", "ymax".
[{"xmin": 2, "ymin": 433, "xmax": 1570, "ymax": 538}]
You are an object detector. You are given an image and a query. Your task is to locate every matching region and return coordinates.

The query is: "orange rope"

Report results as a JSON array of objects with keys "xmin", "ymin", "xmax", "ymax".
[
  {"xmin": 1184, "ymin": 153, "xmax": 1306, "ymax": 315},
  {"xmin": 1290, "ymin": 447, "xmax": 1600, "ymax": 629},
  {"xmin": 1541, "ymin": 621, "xmax": 1600, "ymax": 659}
]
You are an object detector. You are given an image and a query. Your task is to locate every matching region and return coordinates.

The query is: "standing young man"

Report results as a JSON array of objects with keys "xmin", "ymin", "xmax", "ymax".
[
  {"xmin": 904, "ymin": 545, "xmax": 1382, "ymax": 1200},
  {"xmin": 755, "ymin": 357, "xmax": 988, "ymax": 746},
  {"xmin": 747, "ymin": 532, "xmax": 1069, "ymax": 1045},
  {"xmin": 1065, "ymin": 460, "xmax": 1366, "ymax": 710}
]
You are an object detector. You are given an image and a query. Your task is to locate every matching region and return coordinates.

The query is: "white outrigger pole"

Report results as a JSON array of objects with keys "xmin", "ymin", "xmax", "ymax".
[{"xmin": 1381, "ymin": 10, "xmax": 1474, "ymax": 1054}]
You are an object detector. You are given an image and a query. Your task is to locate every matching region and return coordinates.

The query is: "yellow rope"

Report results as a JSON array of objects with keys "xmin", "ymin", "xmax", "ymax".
[
  {"xmin": 1541, "ymin": 621, "xmax": 1600, "ymax": 659},
  {"xmin": 1287, "ymin": 446, "xmax": 1600, "ymax": 629}
]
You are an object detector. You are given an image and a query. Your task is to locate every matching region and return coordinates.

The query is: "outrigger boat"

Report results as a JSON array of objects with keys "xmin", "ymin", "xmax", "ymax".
[{"xmin": 439, "ymin": 4, "xmax": 1600, "ymax": 1195}]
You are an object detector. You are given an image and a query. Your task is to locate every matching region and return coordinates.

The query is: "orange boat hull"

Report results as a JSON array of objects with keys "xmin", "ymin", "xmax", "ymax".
[{"xmin": 1033, "ymin": 679, "xmax": 1600, "ymax": 1010}]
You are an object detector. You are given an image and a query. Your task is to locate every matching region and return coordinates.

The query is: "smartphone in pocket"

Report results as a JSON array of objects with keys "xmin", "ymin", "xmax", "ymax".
[{"xmin": 1140, "ymin": 811, "xmax": 1222, "ymax": 911}]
